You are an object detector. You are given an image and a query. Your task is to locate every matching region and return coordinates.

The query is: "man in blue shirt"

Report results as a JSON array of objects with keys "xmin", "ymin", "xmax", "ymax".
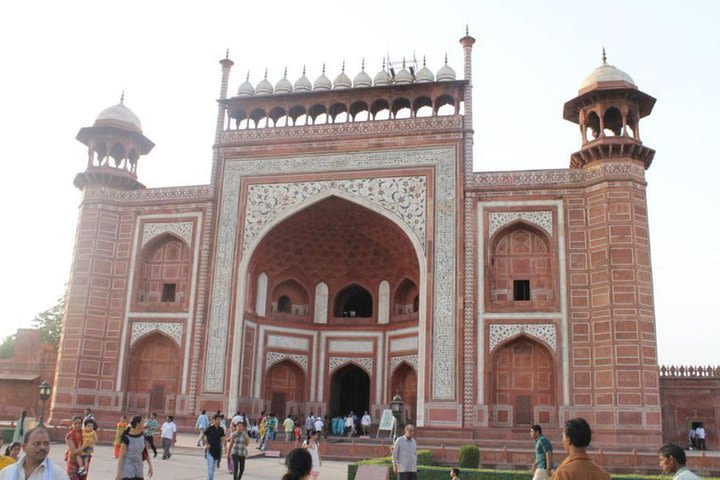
[{"xmin": 531, "ymin": 424, "xmax": 553, "ymax": 480}]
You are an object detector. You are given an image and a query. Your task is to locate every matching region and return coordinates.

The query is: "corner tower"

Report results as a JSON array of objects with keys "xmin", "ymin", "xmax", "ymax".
[{"xmin": 74, "ymin": 96, "xmax": 154, "ymax": 190}]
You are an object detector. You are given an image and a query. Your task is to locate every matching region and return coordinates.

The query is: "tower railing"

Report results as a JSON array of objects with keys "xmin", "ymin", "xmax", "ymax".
[{"xmin": 659, "ymin": 365, "xmax": 720, "ymax": 378}]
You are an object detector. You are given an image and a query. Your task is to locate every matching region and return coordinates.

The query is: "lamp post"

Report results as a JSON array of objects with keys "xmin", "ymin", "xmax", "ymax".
[
  {"xmin": 37, "ymin": 380, "xmax": 51, "ymax": 428},
  {"xmin": 390, "ymin": 393, "xmax": 404, "ymax": 434}
]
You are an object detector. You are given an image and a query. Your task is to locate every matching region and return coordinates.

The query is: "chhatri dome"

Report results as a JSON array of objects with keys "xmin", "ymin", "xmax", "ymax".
[
  {"xmin": 294, "ymin": 66, "xmax": 312, "ymax": 93},
  {"xmin": 352, "ymin": 60, "xmax": 372, "ymax": 88},
  {"xmin": 94, "ymin": 95, "xmax": 143, "ymax": 132},
  {"xmin": 578, "ymin": 49, "xmax": 636, "ymax": 92}
]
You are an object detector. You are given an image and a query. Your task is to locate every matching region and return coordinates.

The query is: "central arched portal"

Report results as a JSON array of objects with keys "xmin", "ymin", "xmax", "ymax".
[{"xmin": 330, "ymin": 364, "xmax": 370, "ymax": 417}]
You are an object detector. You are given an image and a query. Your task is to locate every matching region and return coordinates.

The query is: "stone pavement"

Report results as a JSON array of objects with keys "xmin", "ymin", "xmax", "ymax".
[{"xmin": 47, "ymin": 433, "xmax": 351, "ymax": 480}]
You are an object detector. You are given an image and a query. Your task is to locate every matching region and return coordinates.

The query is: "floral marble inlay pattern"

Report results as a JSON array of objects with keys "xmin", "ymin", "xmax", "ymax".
[
  {"xmin": 488, "ymin": 211, "xmax": 552, "ymax": 238},
  {"xmin": 488, "ymin": 323, "xmax": 556, "ymax": 353},
  {"xmin": 142, "ymin": 222, "xmax": 194, "ymax": 247},
  {"xmin": 329, "ymin": 356, "xmax": 373, "ymax": 374},
  {"xmin": 266, "ymin": 352, "xmax": 308, "ymax": 372},
  {"xmin": 243, "ymin": 176, "xmax": 426, "ymax": 252},
  {"xmin": 131, "ymin": 322, "xmax": 183, "ymax": 348},
  {"xmin": 390, "ymin": 354, "xmax": 418, "ymax": 373}
]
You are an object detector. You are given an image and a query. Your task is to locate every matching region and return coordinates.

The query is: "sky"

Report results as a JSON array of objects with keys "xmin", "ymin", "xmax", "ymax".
[{"xmin": 0, "ymin": 0, "xmax": 717, "ymax": 366}]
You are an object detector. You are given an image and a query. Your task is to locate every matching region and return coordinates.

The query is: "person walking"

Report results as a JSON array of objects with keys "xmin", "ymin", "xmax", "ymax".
[
  {"xmin": 196, "ymin": 410, "xmax": 210, "ymax": 447},
  {"xmin": 282, "ymin": 448, "xmax": 312, "ymax": 480},
  {"xmin": 0, "ymin": 428, "xmax": 69, "ymax": 480},
  {"xmin": 202, "ymin": 415, "xmax": 225, "ymax": 480},
  {"xmin": 553, "ymin": 418, "xmax": 610, "ymax": 480},
  {"xmin": 695, "ymin": 424, "xmax": 706, "ymax": 451},
  {"xmin": 304, "ymin": 413, "xmax": 314, "ymax": 440},
  {"xmin": 143, "ymin": 413, "xmax": 158, "ymax": 458},
  {"xmin": 392, "ymin": 424, "xmax": 417, "ymax": 480},
  {"xmin": 160, "ymin": 415, "xmax": 177, "ymax": 460},
  {"xmin": 530, "ymin": 424, "xmax": 553, "ymax": 480},
  {"xmin": 116, "ymin": 415, "xmax": 154, "ymax": 480},
  {"xmin": 113, "ymin": 415, "xmax": 129, "ymax": 458},
  {"xmin": 227, "ymin": 422, "xmax": 250, "ymax": 480},
  {"xmin": 283, "ymin": 415, "xmax": 295, "ymax": 442},
  {"xmin": 302, "ymin": 430, "xmax": 321, "ymax": 480},
  {"xmin": 361, "ymin": 411, "xmax": 371, "ymax": 436},
  {"xmin": 12, "ymin": 411, "xmax": 27, "ymax": 444},
  {"xmin": 658, "ymin": 443, "xmax": 703, "ymax": 479}
]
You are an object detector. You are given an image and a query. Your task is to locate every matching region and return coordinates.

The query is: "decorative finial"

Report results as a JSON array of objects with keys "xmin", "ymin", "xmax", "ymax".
[
  {"xmin": 302, "ymin": 65, "xmax": 306, "ymax": 76},
  {"xmin": 283, "ymin": 66, "xmax": 287, "ymax": 78},
  {"xmin": 264, "ymin": 68, "xmax": 268, "ymax": 79},
  {"xmin": 466, "ymin": 24, "xmax": 469, "ymax": 36},
  {"xmin": 342, "ymin": 60, "xmax": 345, "ymax": 73},
  {"xmin": 120, "ymin": 90, "xmax": 125, "ymax": 104},
  {"xmin": 402, "ymin": 57, "xmax": 406, "ymax": 68},
  {"xmin": 444, "ymin": 53, "xmax": 448, "ymax": 64},
  {"xmin": 423, "ymin": 55, "xmax": 426, "ymax": 67},
  {"xmin": 246, "ymin": 71, "xmax": 250, "ymax": 81},
  {"xmin": 225, "ymin": 48, "xmax": 229, "ymax": 59},
  {"xmin": 361, "ymin": 58, "xmax": 365, "ymax": 71},
  {"xmin": 382, "ymin": 58, "xmax": 386, "ymax": 70},
  {"xmin": 322, "ymin": 63, "xmax": 326, "ymax": 74},
  {"xmin": 602, "ymin": 47, "xmax": 607, "ymax": 64}
]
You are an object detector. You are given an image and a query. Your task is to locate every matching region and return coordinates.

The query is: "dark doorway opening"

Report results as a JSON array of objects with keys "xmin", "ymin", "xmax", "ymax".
[
  {"xmin": 334, "ymin": 284, "xmax": 373, "ymax": 317},
  {"xmin": 330, "ymin": 364, "xmax": 370, "ymax": 417}
]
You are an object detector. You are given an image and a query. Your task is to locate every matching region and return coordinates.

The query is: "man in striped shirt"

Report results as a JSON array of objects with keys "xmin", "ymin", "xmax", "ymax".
[{"xmin": 392, "ymin": 424, "xmax": 417, "ymax": 480}]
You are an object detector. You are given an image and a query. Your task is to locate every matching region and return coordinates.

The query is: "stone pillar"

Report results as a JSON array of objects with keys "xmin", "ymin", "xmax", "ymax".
[
  {"xmin": 378, "ymin": 280, "xmax": 390, "ymax": 324},
  {"xmin": 314, "ymin": 282, "xmax": 328, "ymax": 324}
]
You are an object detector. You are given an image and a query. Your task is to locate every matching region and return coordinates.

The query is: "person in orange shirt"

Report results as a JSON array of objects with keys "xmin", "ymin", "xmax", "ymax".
[
  {"xmin": 114, "ymin": 415, "xmax": 129, "ymax": 458},
  {"xmin": 553, "ymin": 418, "xmax": 610, "ymax": 480}
]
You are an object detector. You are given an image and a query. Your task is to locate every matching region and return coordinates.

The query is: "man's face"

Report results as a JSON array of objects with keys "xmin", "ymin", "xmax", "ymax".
[
  {"xmin": 212, "ymin": 417, "xmax": 220, "ymax": 426},
  {"xmin": 531, "ymin": 429, "xmax": 539, "ymax": 440},
  {"xmin": 405, "ymin": 426, "xmax": 415, "ymax": 439},
  {"xmin": 23, "ymin": 431, "xmax": 50, "ymax": 464},
  {"xmin": 658, "ymin": 454, "xmax": 678, "ymax": 474}
]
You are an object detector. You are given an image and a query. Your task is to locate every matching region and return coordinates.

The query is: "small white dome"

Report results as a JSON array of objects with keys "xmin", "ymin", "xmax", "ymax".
[
  {"xmin": 415, "ymin": 57, "xmax": 434, "ymax": 83},
  {"xmin": 95, "ymin": 100, "xmax": 142, "ymax": 132},
  {"xmin": 353, "ymin": 65, "xmax": 372, "ymax": 88},
  {"xmin": 333, "ymin": 63, "xmax": 351, "ymax": 89},
  {"xmin": 394, "ymin": 60, "xmax": 413, "ymax": 85},
  {"xmin": 237, "ymin": 73, "xmax": 255, "ymax": 97},
  {"xmin": 436, "ymin": 55, "xmax": 456, "ymax": 82},
  {"xmin": 579, "ymin": 61, "xmax": 635, "ymax": 91},
  {"xmin": 275, "ymin": 69, "xmax": 293, "ymax": 94},
  {"xmin": 255, "ymin": 70, "xmax": 274, "ymax": 96},
  {"xmin": 294, "ymin": 67, "xmax": 312, "ymax": 92},
  {"xmin": 314, "ymin": 65, "xmax": 332, "ymax": 91},
  {"xmin": 374, "ymin": 60, "xmax": 391, "ymax": 86}
]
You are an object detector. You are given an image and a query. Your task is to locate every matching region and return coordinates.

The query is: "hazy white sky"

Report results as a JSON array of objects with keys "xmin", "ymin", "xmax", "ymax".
[{"xmin": 0, "ymin": 0, "xmax": 717, "ymax": 365}]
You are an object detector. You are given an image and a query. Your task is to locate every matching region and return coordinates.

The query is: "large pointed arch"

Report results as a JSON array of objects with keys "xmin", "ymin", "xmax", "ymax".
[{"xmin": 228, "ymin": 189, "xmax": 428, "ymax": 420}]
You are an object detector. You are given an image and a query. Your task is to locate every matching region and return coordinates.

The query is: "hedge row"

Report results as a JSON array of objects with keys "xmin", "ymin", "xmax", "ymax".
[{"xmin": 348, "ymin": 462, "xmax": 719, "ymax": 480}]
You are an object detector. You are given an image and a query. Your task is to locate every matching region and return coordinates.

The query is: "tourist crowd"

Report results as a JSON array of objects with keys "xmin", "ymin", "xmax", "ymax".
[{"xmin": 0, "ymin": 407, "xmax": 711, "ymax": 479}]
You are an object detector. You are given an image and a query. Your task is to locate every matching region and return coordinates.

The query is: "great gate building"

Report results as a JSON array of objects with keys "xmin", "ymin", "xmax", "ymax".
[{"xmin": 50, "ymin": 34, "xmax": 664, "ymax": 448}]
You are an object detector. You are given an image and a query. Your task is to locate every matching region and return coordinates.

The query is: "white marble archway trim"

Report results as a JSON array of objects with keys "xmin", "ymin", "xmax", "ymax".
[
  {"xmin": 130, "ymin": 321, "xmax": 183, "ymax": 349},
  {"xmin": 265, "ymin": 352, "xmax": 308, "ymax": 372},
  {"xmin": 488, "ymin": 324, "xmax": 557, "ymax": 353},
  {"xmin": 141, "ymin": 222, "xmax": 194, "ymax": 247}
]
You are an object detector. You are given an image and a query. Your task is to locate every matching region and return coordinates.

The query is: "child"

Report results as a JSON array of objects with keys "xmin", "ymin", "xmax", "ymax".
[
  {"xmin": 293, "ymin": 424, "xmax": 302, "ymax": 442},
  {"xmin": 76, "ymin": 418, "xmax": 98, "ymax": 475},
  {"xmin": 450, "ymin": 467, "xmax": 461, "ymax": 479}
]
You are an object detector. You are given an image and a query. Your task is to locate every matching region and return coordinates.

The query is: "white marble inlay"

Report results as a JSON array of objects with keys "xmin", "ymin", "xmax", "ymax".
[
  {"xmin": 266, "ymin": 351, "xmax": 308, "ymax": 371},
  {"xmin": 267, "ymin": 335, "xmax": 310, "ymax": 350},
  {"xmin": 329, "ymin": 356, "xmax": 373, "ymax": 374},
  {"xmin": 488, "ymin": 211, "xmax": 552, "ymax": 238},
  {"xmin": 142, "ymin": 222, "xmax": 194, "ymax": 247},
  {"xmin": 314, "ymin": 282, "xmax": 328, "ymax": 324},
  {"xmin": 488, "ymin": 323, "xmax": 557, "ymax": 352},
  {"xmin": 390, "ymin": 354, "xmax": 418, "ymax": 372},
  {"xmin": 390, "ymin": 337, "xmax": 418, "ymax": 353},
  {"xmin": 131, "ymin": 321, "xmax": 183, "ymax": 347},
  {"xmin": 329, "ymin": 340, "xmax": 374, "ymax": 353}
]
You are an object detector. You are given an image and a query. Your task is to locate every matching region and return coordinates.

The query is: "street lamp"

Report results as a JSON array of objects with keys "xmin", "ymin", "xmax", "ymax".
[
  {"xmin": 391, "ymin": 393, "xmax": 404, "ymax": 433},
  {"xmin": 37, "ymin": 380, "xmax": 51, "ymax": 428}
]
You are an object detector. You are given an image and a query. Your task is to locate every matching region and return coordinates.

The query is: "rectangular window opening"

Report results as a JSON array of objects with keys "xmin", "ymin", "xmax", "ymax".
[
  {"xmin": 513, "ymin": 280, "xmax": 530, "ymax": 301},
  {"xmin": 162, "ymin": 283, "xmax": 176, "ymax": 302}
]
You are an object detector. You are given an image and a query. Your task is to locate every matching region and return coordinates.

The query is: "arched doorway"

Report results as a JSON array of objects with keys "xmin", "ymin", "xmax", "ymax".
[
  {"xmin": 491, "ymin": 336, "xmax": 555, "ymax": 426},
  {"xmin": 128, "ymin": 333, "xmax": 181, "ymax": 413},
  {"xmin": 390, "ymin": 363, "xmax": 417, "ymax": 424},
  {"xmin": 265, "ymin": 360, "xmax": 305, "ymax": 416},
  {"xmin": 330, "ymin": 364, "xmax": 370, "ymax": 417}
]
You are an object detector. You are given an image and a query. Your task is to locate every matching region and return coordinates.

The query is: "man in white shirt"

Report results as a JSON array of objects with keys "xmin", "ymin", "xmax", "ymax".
[
  {"xmin": 231, "ymin": 411, "xmax": 244, "ymax": 426},
  {"xmin": 695, "ymin": 425, "xmax": 706, "ymax": 451},
  {"xmin": 313, "ymin": 417, "xmax": 324, "ymax": 440},
  {"xmin": 392, "ymin": 424, "xmax": 417, "ymax": 480},
  {"xmin": 658, "ymin": 443, "xmax": 703, "ymax": 480},
  {"xmin": 0, "ymin": 428, "xmax": 68, "ymax": 479},
  {"xmin": 361, "ymin": 411, "xmax": 372, "ymax": 436},
  {"xmin": 160, "ymin": 415, "xmax": 178, "ymax": 460}
]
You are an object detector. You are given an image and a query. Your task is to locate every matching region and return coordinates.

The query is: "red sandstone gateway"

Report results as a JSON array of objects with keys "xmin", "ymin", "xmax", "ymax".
[{"xmin": 35, "ymin": 32, "xmax": 711, "ymax": 452}]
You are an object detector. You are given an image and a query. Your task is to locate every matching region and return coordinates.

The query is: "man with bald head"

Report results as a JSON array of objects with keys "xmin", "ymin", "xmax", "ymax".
[
  {"xmin": 0, "ymin": 428, "xmax": 68, "ymax": 479},
  {"xmin": 392, "ymin": 424, "xmax": 417, "ymax": 480}
]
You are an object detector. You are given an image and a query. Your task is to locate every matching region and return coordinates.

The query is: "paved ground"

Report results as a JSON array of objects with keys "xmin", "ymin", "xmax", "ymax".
[{"xmin": 47, "ymin": 434, "xmax": 351, "ymax": 480}]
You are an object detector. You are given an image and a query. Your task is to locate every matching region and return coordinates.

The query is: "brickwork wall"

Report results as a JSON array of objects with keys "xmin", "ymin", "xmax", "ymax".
[{"xmin": 660, "ymin": 374, "xmax": 720, "ymax": 450}]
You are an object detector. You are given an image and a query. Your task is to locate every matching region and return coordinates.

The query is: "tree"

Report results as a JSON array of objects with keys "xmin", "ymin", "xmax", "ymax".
[
  {"xmin": 0, "ymin": 334, "xmax": 15, "ymax": 359},
  {"xmin": 32, "ymin": 297, "xmax": 65, "ymax": 349}
]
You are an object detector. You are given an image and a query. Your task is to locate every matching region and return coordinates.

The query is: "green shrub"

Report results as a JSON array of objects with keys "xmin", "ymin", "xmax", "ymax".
[
  {"xmin": 458, "ymin": 444, "xmax": 480, "ymax": 469},
  {"xmin": 417, "ymin": 449, "xmax": 433, "ymax": 466}
]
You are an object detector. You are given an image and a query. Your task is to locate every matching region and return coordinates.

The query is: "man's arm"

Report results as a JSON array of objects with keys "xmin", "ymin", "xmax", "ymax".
[
  {"xmin": 545, "ymin": 451, "xmax": 553, "ymax": 473},
  {"xmin": 391, "ymin": 438, "xmax": 400, "ymax": 473}
]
